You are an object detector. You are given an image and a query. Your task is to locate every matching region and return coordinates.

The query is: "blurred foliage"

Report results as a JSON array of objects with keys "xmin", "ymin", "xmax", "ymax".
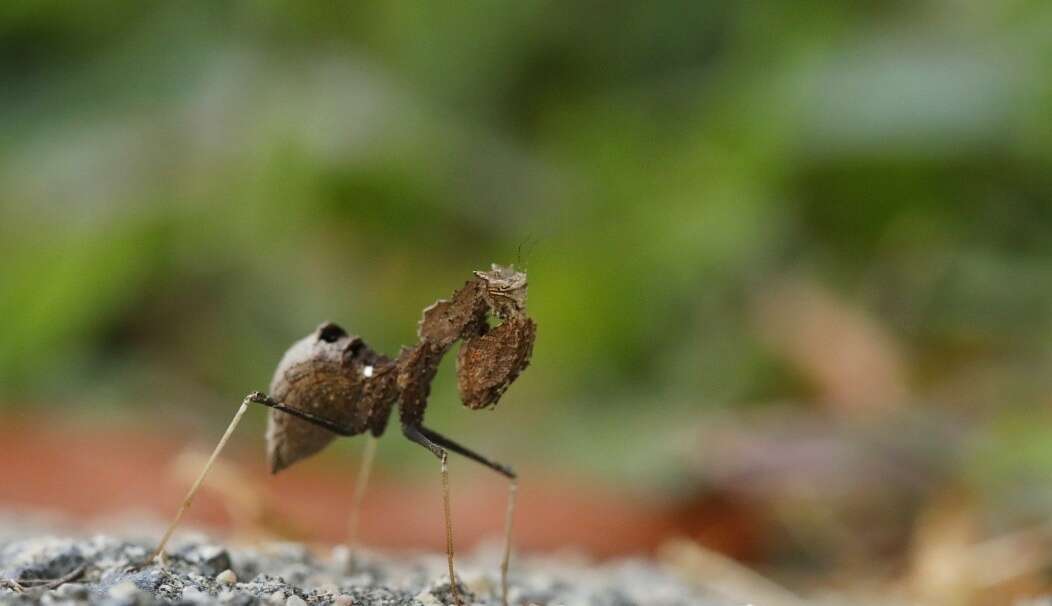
[{"xmin": 2, "ymin": 0, "xmax": 1052, "ymax": 501}]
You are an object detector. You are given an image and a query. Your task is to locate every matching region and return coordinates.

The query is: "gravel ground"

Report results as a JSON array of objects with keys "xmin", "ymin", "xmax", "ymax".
[{"xmin": 0, "ymin": 533, "xmax": 735, "ymax": 606}]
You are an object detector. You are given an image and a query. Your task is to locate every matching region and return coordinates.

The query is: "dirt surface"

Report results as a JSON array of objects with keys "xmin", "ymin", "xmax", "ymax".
[{"xmin": 0, "ymin": 531, "xmax": 734, "ymax": 606}]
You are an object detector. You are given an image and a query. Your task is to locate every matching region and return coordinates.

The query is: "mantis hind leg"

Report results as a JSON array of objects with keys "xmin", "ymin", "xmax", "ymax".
[
  {"xmin": 402, "ymin": 424, "xmax": 462, "ymax": 606},
  {"xmin": 151, "ymin": 392, "xmax": 362, "ymax": 564},
  {"xmin": 150, "ymin": 397, "xmax": 252, "ymax": 563},
  {"xmin": 407, "ymin": 424, "xmax": 519, "ymax": 606},
  {"xmin": 347, "ymin": 434, "xmax": 379, "ymax": 546}
]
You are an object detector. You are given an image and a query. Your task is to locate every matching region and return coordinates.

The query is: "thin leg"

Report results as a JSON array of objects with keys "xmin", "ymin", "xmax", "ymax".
[
  {"xmin": 501, "ymin": 479, "xmax": 518, "ymax": 606},
  {"xmin": 418, "ymin": 425, "xmax": 517, "ymax": 606},
  {"xmin": 16, "ymin": 564, "xmax": 86, "ymax": 590},
  {"xmin": 246, "ymin": 391, "xmax": 357, "ymax": 436},
  {"xmin": 152, "ymin": 392, "xmax": 356, "ymax": 564},
  {"xmin": 403, "ymin": 424, "xmax": 462, "ymax": 606},
  {"xmin": 418, "ymin": 425, "xmax": 516, "ymax": 479},
  {"xmin": 151, "ymin": 396, "xmax": 252, "ymax": 563},
  {"xmin": 347, "ymin": 435, "xmax": 378, "ymax": 546},
  {"xmin": 441, "ymin": 452, "xmax": 458, "ymax": 606}
]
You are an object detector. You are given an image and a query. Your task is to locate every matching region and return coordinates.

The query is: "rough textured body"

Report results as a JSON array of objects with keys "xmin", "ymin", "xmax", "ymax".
[
  {"xmin": 266, "ymin": 323, "xmax": 393, "ymax": 473},
  {"xmin": 264, "ymin": 265, "xmax": 536, "ymax": 474}
]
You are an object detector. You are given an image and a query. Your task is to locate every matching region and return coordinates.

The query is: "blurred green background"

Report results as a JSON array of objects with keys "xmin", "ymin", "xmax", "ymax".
[{"xmin": 2, "ymin": 0, "xmax": 1052, "ymax": 596}]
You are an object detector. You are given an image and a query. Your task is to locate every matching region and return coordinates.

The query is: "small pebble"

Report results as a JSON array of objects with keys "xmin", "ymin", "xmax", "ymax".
[
  {"xmin": 53, "ymin": 582, "xmax": 89, "ymax": 599},
  {"xmin": 465, "ymin": 574, "xmax": 494, "ymax": 596},
  {"xmin": 333, "ymin": 595, "xmax": 355, "ymax": 606},
  {"xmin": 286, "ymin": 595, "xmax": 308, "ymax": 606},
  {"xmin": 108, "ymin": 580, "xmax": 141, "ymax": 600},
  {"xmin": 182, "ymin": 586, "xmax": 209, "ymax": 603},
  {"xmin": 414, "ymin": 590, "xmax": 442, "ymax": 606},
  {"xmin": 267, "ymin": 590, "xmax": 286, "ymax": 604},
  {"xmin": 197, "ymin": 545, "xmax": 233, "ymax": 574},
  {"xmin": 217, "ymin": 569, "xmax": 238, "ymax": 585},
  {"xmin": 126, "ymin": 545, "xmax": 147, "ymax": 560},
  {"xmin": 331, "ymin": 545, "xmax": 351, "ymax": 563}
]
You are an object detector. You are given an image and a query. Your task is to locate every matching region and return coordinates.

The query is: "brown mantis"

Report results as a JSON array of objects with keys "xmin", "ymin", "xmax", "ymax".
[{"xmin": 150, "ymin": 265, "xmax": 536, "ymax": 606}]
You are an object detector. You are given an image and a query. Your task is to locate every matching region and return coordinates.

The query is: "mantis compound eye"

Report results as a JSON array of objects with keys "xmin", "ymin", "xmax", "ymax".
[{"xmin": 457, "ymin": 316, "xmax": 536, "ymax": 409}]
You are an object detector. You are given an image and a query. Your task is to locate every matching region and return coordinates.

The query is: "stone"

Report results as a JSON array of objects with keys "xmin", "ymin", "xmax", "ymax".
[{"xmin": 108, "ymin": 580, "xmax": 141, "ymax": 600}]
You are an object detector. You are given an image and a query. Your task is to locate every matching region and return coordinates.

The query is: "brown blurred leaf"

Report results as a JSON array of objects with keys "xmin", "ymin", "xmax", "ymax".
[
  {"xmin": 752, "ymin": 277, "xmax": 908, "ymax": 416},
  {"xmin": 908, "ymin": 488, "xmax": 978, "ymax": 605}
]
